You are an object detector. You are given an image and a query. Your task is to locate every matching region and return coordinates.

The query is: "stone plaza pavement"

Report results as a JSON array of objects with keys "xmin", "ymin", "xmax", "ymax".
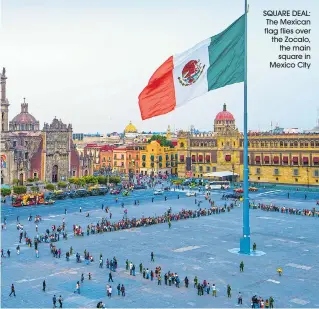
[{"xmin": 1, "ymin": 187, "xmax": 319, "ymax": 308}]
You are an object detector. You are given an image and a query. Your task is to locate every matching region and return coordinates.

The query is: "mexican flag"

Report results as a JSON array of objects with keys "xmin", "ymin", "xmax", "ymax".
[{"xmin": 138, "ymin": 14, "xmax": 245, "ymax": 120}]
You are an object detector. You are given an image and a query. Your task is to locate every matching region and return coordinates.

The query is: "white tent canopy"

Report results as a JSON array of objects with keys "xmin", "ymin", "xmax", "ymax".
[{"xmin": 203, "ymin": 171, "xmax": 239, "ymax": 178}]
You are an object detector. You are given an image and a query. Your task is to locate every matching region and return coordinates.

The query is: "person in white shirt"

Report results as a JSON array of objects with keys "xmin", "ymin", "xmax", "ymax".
[{"xmin": 108, "ymin": 286, "xmax": 112, "ymax": 298}]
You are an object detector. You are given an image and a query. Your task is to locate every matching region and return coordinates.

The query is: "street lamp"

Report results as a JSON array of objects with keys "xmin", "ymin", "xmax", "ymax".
[{"xmin": 232, "ymin": 163, "xmax": 235, "ymax": 186}]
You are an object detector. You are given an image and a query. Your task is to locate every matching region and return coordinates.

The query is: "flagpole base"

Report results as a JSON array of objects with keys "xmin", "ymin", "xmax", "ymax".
[
  {"xmin": 239, "ymin": 236, "xmax": 251, "ymax": 255},
  {"xmin": 228, "ymin": 248, "xmax": 266, "ymax": 257}
]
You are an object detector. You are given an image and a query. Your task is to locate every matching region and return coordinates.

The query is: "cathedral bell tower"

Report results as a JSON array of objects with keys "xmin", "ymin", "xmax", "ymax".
[{"xmin": 1, "ymin": 67, "xmax": 10, "ymax": 132}]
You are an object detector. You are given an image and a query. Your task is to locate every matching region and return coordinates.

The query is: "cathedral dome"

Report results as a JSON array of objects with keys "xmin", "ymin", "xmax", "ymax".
[
  {"xmin": 124, "ymin": 121, "xmax": 137, "ymax": 133},
  {"xmin": 9, "ymin": 99, "xmax": 40, "ymax": 131},
  {"xmin": 11, "ymin": 111, "xmax": 37, "ymax": 124},
  {"xmin": 215, "ymin": 103, "xmax": 235, "ymax": 121}
]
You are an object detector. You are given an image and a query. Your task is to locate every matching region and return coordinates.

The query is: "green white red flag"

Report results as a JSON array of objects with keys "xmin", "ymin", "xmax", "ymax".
[{"xmin": 138, "ymin": 15, "xmax": 245, "ymax": 120}]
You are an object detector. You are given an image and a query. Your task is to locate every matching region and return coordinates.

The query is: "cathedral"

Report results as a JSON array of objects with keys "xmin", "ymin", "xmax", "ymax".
[{"xmin": 0, "ymin": 68, "xmax": 93, "ymax": 185}]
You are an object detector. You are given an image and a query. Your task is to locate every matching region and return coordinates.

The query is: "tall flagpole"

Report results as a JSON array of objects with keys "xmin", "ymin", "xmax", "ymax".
[{"xmin": 240, "ymin": 0, "xmax": 251, "ymax": 254}]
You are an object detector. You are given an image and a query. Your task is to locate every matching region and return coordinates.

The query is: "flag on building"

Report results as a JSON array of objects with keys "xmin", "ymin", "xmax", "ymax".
[{"xmin": 138, "ymin": 14, "xmax": 245, "ymax": 120}]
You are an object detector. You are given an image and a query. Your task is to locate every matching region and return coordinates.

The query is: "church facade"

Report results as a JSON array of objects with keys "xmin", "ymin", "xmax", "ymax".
[{"xmin": 0, "ymin": 68, "xmax": 93, "ymax": 185}]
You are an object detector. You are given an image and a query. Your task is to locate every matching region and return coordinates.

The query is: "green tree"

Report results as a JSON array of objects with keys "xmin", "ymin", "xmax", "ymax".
[
  {"xmin": 148, "ymin": 134, "xmax": 174, "ymax": 148},
  {"xmin": 30, "ymin": 186, "xmax": 39, "ymax": 193},
  {"xmin": 83, "ymin": 175, "xmax": 98, "ymax": 185},
  {"xmin": 1, "ymin": 188, "xmax": 11, "ymax": 196},
  {"xmin": 68, "ymin": 177, "xmax": 77, "ymax": 184},
  {"xmin": 109, "ymin": 176, "xmax": 121, "ymax": 184},
  {"xmin": 12, "ymin": 178, "xmax": 19, "ymax": 185},
  {"xmin": 97, "ymin": 176, "xmax": 107, "ymax": 184},
  {"xmin": 57, "ymin": 181, "xmax": 68, "ymax": 189},
  {"xmin": 27, "ymin": 178, "xmax": 34, "ymax": 183},
  {"xmin": 45, "ymin": 183, "xmax": 55, "ymax": 191},
  {"xmin": 13, "ymin": 186, "xmax": 27, "ymax": 195}
]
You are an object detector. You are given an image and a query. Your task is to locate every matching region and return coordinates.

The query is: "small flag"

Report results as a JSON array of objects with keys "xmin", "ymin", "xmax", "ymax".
[{"xmin": 138, "ymin": 15, "xmax": 245, "ymax": 120}]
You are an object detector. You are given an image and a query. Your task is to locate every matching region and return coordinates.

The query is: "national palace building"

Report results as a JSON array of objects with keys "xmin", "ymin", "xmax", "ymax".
[{"xmin": 177, "ymin": 104, "xmax": 319, "ymax": 186}]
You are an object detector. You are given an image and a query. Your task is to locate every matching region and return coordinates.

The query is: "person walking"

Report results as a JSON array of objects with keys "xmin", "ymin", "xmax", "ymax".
[
  {"xmin": 16, "ymin": 245, "xmax": 20, "ymax": 255},
  {"xmin": 108, "ymin": 285, "xmax": 112, "ymax": 298},
  {"xmin": 240, "ymin": 261, "xmax": 244, "ymax": 272},
  {"xmin": 212, "ymin": 284, "xmax": 217, "ymax": 297},
  {"xmin": 121, "ymin": 284, "xmax": 125, "ymax": 296},
  {"xmin": 52, "ymin": 295, "xmax": 57, "ymax": 308},
  {"xmin": 58, "ymin": 295, "xmax": 63, "ymax": 308},
  {"xmin": 117, "ymin": 284, "xmax": 121, "ymax": 296},
  {"xmin": 227, "ymin": 284, "xmax": 232, "ymax": 298},
  {"xmin": 9, "ymin": 284, "xmax": 16, "ymax": 297},
  {"xmin": 80, "ymin": 207, "xmax": 82, "ymax": 213},
  {"xmin": 151, "ymin": 252, "xmax": 154, "ymax": 262},
  {"xmin": 43, "ymin": 280, "xmax": 46, "ymax": 292},
  {"xmin": 253, "ymin": 243, "xmax": 257, "ymax": 251},
  {"xmin": 238, "ymin": 292, "xmax": 243, "ymax": 304},
  {"xmin": 108, "ymin": 272, "xmax": 113, "ymax": 282},
  {"xmin": 81, "ymin": 273, "xmax": 84, "ymax": 283},
  {"xmin": 269, "ymin": 296, "xmax": 274, "ymax": 308},
  {"xmin": 184, "ymin": 276, "xmax": 189, "ymax": 288},
  {"xmin": 74, "ymin": 281, "xmax": 80, "ymax": 294}
]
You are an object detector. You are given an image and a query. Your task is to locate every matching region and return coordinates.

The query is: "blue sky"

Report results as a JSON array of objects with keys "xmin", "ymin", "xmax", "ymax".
[{"xmin": 0, "ymin": 0, "xmax": 318, "ymax": 134}]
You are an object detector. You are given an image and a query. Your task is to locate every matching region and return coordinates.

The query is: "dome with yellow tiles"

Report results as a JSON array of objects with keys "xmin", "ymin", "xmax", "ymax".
[{"xmin": 124, "ymin": 121, "xmax": 137, "ymax": 133}]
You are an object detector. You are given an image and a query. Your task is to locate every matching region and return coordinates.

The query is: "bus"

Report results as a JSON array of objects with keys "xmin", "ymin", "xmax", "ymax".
[{"xmin": 205, "ymin": 181, "xmax": 230, "ymax": 190}]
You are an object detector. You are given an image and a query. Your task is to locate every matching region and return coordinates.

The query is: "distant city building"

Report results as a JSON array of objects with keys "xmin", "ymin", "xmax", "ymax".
[{"xmin": 177, "ymin": 104, "xmax": 319, "ymax": 186}]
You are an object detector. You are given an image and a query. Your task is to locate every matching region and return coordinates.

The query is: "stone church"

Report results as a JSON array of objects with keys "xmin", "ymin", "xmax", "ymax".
[{"xmin": 0, "ymin": 68, "xmax": 93, "ymax": 185}]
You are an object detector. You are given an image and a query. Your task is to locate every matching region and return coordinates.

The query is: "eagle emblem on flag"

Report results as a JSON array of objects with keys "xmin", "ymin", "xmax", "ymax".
[{"xmin": 178, "ymin": 60, "xmax": 205, "ymax": 86}]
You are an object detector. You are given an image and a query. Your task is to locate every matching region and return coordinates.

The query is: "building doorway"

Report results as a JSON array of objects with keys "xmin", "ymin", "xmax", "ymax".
[
  {"xmin": 52, "ymin": 165, "xmax": 58, "ymax": 182},
  {"xmin": 19, "ymin": 173, "xmax": 24, "ymax": 185}
]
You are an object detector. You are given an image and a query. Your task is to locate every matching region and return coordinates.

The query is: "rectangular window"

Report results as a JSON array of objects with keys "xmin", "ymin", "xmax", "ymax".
[
  {"xmin": 206, "ymin": 166, "xmax": 210, "ymax": 172},
  {"xmin": 274, "ymin": 168, "xmax": 279, "ymax": 175},
  {"xmin": 264, "ymin": 156, "xmax": 270, "ymax": 164},
  {"xmin": 273, "ymin": 156, "xmax": 279, "ymax": 164},
  {"xmin": 314, "ymin": 170, "xmax": 319, "ymax": 177},
  {"xmin": 256, "ymin": 168, "xmax": 260, "ymax": 174},
  {"xmin": 13, "ymin": 141, "xmax": 17, "ymax": 147},
  {"xmin": 302, "ymin": 157, "xmax": 309, "ymax": 165},
  {"xmin": 199, "ymin": 166, "xmax": 203, "ymax": 172},
  {"xmin": 293, "ymin": 169, "xmax": 299, "ymax": 176},
  {"xmin": 314, "ymin": 157, "xmax": 319, "ymax": 165}
]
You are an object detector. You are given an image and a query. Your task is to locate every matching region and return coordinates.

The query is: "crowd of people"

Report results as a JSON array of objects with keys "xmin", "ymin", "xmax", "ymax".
[
  {"xmin": 4, "ymin": 178, "xmax": 315, "ymax": 307},
  {"xmin": 251, "ymin": 203, "xmax": 319, "ymax": 217}
]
